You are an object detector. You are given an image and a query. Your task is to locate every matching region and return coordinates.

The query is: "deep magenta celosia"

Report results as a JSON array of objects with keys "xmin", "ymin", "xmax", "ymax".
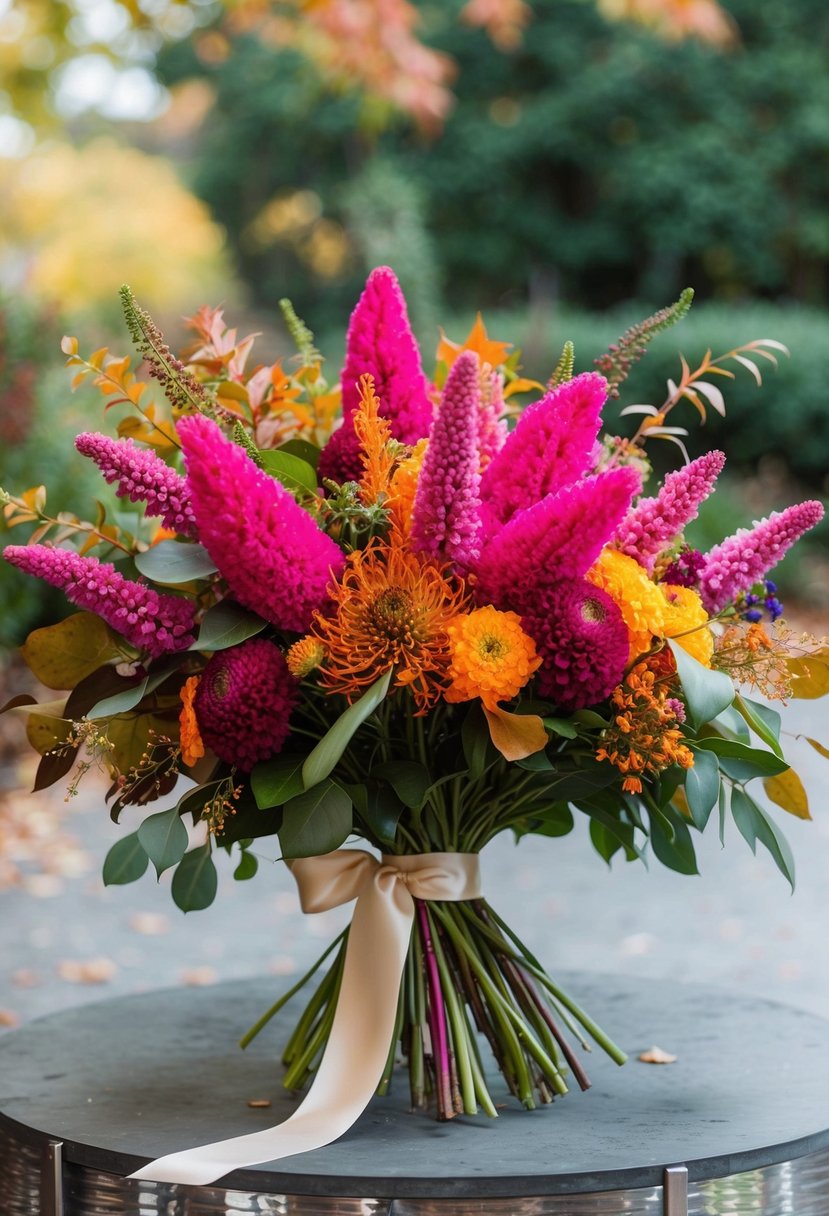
[
  {"xmin": 319, "ymin": 267, "xmax": 434, "ymax": 485},
  {"xmin": 474, "ymin": 466, "xmax": 640, "ymax": 613},
  {"xmin": 179, "ymin": 415, "xmax": 345, "ymax": 632},
  {"xmin": 480, "ymin": 372, "xmax": 608, "ymax": 527},
  {"xmin": 75, "ymin": 432, "xmax": 196, "ymax": 536},
  {"xmin": 194, "ymin": 638, "xmax": 298, "ymax": 770},
  {"xmin": 614, "ymin": 450, "xmax": 725, "ymax": 571},
  {"xmin": 521, "ymin": 578, "xmax": 629, "ymax": 711},
  {"xmin": 699, "ymin": 499, "xmax": 825, "ymax": 614},
  {"xmin": 3, "ymin": 544, "xmax": 195, "ymax": 656},
  {"xmin": 410, "ymin": 351, "xmax": 483, "ymax": 571}
]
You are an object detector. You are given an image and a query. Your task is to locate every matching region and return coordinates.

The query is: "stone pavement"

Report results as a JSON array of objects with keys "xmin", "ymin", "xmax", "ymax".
[{"xmin": 1, "ymin": 700, "xmax": 828, "ymax": 1041}]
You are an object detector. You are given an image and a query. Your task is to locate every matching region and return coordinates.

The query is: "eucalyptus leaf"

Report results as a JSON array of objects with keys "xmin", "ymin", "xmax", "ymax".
[
  {"xmin": 137, "ymin": 807, "xmax": 189, "ymax": 878},
  {"xmin": 234, "ymin": 851, "xmax": 259, "ymax": 881},
  {"xmin": 684, "ymin": 747, "xmax": 721, "ymax": 830},
  {"xmin": 730, "ymin": 787, "xmax": 796, "ymax": 889},
  {"xmin": 734, "ymin": 695, "xmax": 783, "ymax": 759},
  {"xmin": 87, "ymin": 664, "xmax": 178, "ymax": 720},
  {"xmin": 695, "ymin": 736, "xmax": 789, "ymax": 782},
  {"xmin": 191, "ymin": 601, "xmax": 266, "ymax": 652},
  {"xmin": 302, "ymin": 670, "xmax": 392, "ymax": 790},
  {"xmin": 280, "ymin": 780, "xmax": 353, "ymax": 859},
  {"xmin": 251, "ymin": 754, "xmax": 307, "ymax": 809},
  {"xmin": 134, "ymin": 541, "xmax": 218, "ymax": 585},
  {"xmin": 259, "ymin": 449, "xmax": 319, "ymax": 496},
  {"xmin": 667, "ymin": 640, "xmax": 735, "ymax": 728},
  {"xmin": 648, "ymin": 805, "xmax": 699, "ymax": 875},
  {"xmin": 171, "ymin": 845, "xmax": 219, "ymax": 911},
  {"xmin": 102, "ymin": 833, "xmax": 149, "ymax": 886}
]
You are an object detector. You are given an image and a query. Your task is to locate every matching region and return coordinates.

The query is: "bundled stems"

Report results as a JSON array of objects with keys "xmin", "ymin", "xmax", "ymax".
[{"xmin": 244, "ymin": 898, "xmax": 626, "ymax": 1115}]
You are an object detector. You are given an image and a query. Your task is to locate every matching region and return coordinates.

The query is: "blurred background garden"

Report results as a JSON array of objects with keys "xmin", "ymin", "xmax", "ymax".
[{"xmin": 0, "ymin": 0, "xmax": 827, "ymax": 1027}]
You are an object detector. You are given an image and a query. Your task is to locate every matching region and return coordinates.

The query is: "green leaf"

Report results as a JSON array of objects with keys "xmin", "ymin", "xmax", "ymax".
[
  {"xmin": 251, "ymin": 754, "xmax": 306, "ymax": 809},
  {"xmin": 302, "ymin": 670, "xmax": 392, "ymax": 790},
  {"xmin": 734, "ymin": 695, "xmax": 783, "ymax": 759},
  {"xmin": 191, "ymin": 601, "xmax": 265, "ymax": 652},
  {"xmin": 711, "ymin": 705, "xmax": 751, "ymax": 743},
  {"xmin": 350, "ymin": 781, "xmax": 404, "ymax": 847},
  {"xmin": 259, "ymin": 449, "xmax": 319, "ymax": 497},
  {"xmin": 137, "ymin": 807, "xmax": 189, "ymax": 878},
  {"xmin": 280, "ymin": 780, "xmax": 353, "ymax": 859},
  {"xmin": 667, "ymin": 640, "xmax": 734, "ymax": 728},
  {"xmin": 590, "ymin": 818, "xmax": 627, "ymax": 865},
  {"xmin": 102, "ymin": 833, "xmax": 149, "ymax": 886},
  {"xmin": 684, "ymin": 747, "xmax": 721, "ymax": 830},
  {"xmin": 234, "ymin": 851, "xmax": 259, "ymax": 880},
  {"xmin": 730, "ymin": 787, "xmax": 796, "ymax": 889},
  {"xmin": 542, "ymin": 717, "xmax": 579, "ymax": 739},
  {"xmin": 134, "ymin": 540, "xmax": 218, "ymax": 585},
  {"xmin": 371, "ymin": 760, "xmax": 431, "ymax": 809},
  {"xmin": 572, "ymin": 709, "xmax": 609, "ymax": 728},
  {"xmin": 648, "ymin": 805, "xmax": 699, "ymax": 875},
  {"xmin": 520, "ymin": 802, "xmax": 575, "ymax": 839},
  {"xmin": 86, "ymin": 664, "xmax": 178, "ymax": 720},
  {"xmin": 278, "ymin": 438, "xmax": 321, "ymax": 471},
  {"xmin": 21, "ymin": 613, "xmax": 123, "ymax": 690},
  {"xmin": 171, "ymin": 844, "xmax": 218, "ymax": 911},
  {"xmin": 461, "ymin": 703, "xmax": 491, "ymax": 780},
  {"xmin": 695, "ymin": 736, "xmax": 789, "ymax": 782}
]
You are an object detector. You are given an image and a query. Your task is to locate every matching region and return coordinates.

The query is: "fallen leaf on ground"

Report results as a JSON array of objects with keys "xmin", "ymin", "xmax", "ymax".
[
  {"xmin": 639, "ymin": 1045, "xmax": 677, "ymax": 1064},
  {"xmin": 12, "ymin": 969, "xmax": 41, "ymax": 988},
  {"xmin": 0, "ymin": 1009, "xmax": 20, "ymax": 1027},
  {"xmin": 129, "ymin": 912, "xmax": 170, "ymax": 936},
  {"xmin": 247, "ymin": 1098, "xmax": 272, "ymax": 1109},
  {"xmin": 57, "ymin": 957, "xmax": 117, "ymax": 984},
  {"xmin": 180, "ymin": 966, "xmax": 218, "ymax": 986}
]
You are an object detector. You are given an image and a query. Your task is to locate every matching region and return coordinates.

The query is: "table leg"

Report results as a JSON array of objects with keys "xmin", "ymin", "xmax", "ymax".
[
  {"xmin": 663, "ymin": 1165, "xmax": 688, "ymax": 1216},
  {"xmin": 41, "ymin": 1139, "xmax": 64, "ymax": 1216}
]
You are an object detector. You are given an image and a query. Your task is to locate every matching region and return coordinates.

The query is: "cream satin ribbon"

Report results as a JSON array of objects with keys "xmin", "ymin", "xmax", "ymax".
[{"xmin": 130, "ymin": 849, "xmax": 481, "ymax": 1186}]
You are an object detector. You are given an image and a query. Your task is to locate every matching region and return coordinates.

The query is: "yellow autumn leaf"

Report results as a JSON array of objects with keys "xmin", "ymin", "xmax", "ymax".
[
  {"xmin": 60, "ymin": 335, "xmax": 78, "ymax": 355},
  {"xmin": 786, "ymin": 648, "xmax": 829, "ymax": 699},
  {"xmin": 482, "ymin": 704, "xmax": 547, "ymax": 761},
  {"xmin": 503, "ymin": 376, "xmax": 545, "ymax": 399},
  {"xmin": 21, "ymin": 612, "xmax": 124, "ymax": 689},
  {"xmin": 805, "ymin": 737, "xmax": 829, "ymax": 761},
  {"xmin": 763, "ymin": 769, "xmax": 811, "ymax": 820}
]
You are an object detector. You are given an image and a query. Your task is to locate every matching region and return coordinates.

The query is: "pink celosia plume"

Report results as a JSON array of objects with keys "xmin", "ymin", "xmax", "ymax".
[
  {"xmin": 75, "ymin": 432, "xmax": 196, "ymax": 536},
  {"xmin": 480, "ymin": 372, "xmax": 608, "ymax": 527},
  {"xmin": 195, "ymin": 639, "xmax": 298, "ymax": 770},
  {"xmin": 410, "ymin": 351, "xmax": 483, "ymax": 571},
  {"xmin": 699, "ymin": 499, "xmax": 825, "ymax": 614},
  {"xmin": 318, "ymin": 267, "xmax": 434, "ymax": 484},
  {"xmin": 478, "ymin": 368, "xmax": 508, "ymax": 468},
  {"xmin": 474, "ymin": 466, "xmax": 640, "ymax": 613},
  {"xmin": 615, "ymin": 450, "xmax": 725, "ymax": 571},
  {"xmin": 3, "ymin": 545, "xmax": 195, "ymax": 657},
  {"xmin": 521, "ymin": 578, "xmax": 629, "ymax": 711},
  {"xmin": 179, "ymin": 415, "xmax": 345, "ymax": 631}
]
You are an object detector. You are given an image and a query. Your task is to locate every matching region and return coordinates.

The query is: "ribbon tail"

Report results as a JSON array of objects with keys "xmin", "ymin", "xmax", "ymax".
[{"xmin": 129, "ymin": 875, "xmax": 415, "ymax": 1186}]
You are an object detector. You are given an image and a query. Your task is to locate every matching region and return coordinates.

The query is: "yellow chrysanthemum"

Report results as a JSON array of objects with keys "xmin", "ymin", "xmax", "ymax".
[
  {"xmin": 445, "ymin": 606, "xmax": 541, "ymax": 710},
  {"xmin": 179, "ymin": 675, "xmax": 205, "ymax": 768},
  {"xmin": 286, "ymin": 636, "xmax": 326, "ymax": 678},
  {"xmin": 660, "ymin": 584, "xmax": 713, "ymax": 667},
  {"xmin": 311, "ymin": 538, "xmax": 470, "ymax": 712},
  {"xmin": 586, "ymin": 548, "xmax": 665, "ymax": 662},
  {"xmin": 388, "ymin": 438, "xmax": 428, "ymax": 536}
]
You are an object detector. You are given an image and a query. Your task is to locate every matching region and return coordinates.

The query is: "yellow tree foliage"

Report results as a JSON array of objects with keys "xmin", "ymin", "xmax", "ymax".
[{"xmin": 0, "ymin": 139, "xmax": 234, "ymax": 315}]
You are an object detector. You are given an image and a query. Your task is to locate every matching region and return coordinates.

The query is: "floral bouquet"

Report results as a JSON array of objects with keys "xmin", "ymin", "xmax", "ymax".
[{"xmin": 2, "ymin": 268, "xmax": 827, "ymax": 1182}]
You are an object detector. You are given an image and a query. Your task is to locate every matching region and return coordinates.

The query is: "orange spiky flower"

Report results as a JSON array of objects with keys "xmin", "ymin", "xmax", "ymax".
[
  {"xmin": 310, "ymin": 538, "xmax": 470, "ymax": 711},
  {"xmin": 354, "ymin": 374, "xmax": 396, "ymax": 506}
]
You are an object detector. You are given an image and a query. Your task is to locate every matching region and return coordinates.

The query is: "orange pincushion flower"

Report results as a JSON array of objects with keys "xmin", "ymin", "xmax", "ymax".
[
  {"xmin": 445, "ymin": 606, "xmax": 541, "ymax": 710},
  {"xmin": 660, "ymin": 583, "xmax": 713, "ymax": 667},
  {"xmin": 311, "ymin": 538, "xmax": 470, "ymax": 711},
  {"xmin": 286, "ymin": 636, "xmax": 326, "ymax": 678},
  {"xmin": 354, "ymin": 374, "xmax": 396, "ymax": 506},
  {"xmin": 388, "ymin": 438, "xmax": 428, "ymax": 535},
  {"xmin": 179, "ymin": 675, "xmax": 205, "ymax": 768},
  {"xmin": 587, "ymin": 547, "xmax": 666, "ymax": 662},
  {"xmin": 596, "ymin": 661, "xmax": 694, "ymax": 795}
]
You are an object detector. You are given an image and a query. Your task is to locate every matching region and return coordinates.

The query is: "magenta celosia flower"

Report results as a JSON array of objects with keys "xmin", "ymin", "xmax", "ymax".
[
  {"xmin": 480, "ymin": 372, "xmax": 608, "ymax": 527},
  {"xmin": 410, "ymin": 351, "xmax": 483, "ymax": 571},
  {"xmin": 521, "ymin": 578, "xmax": 629, "ymax": 711},
  {"xmin": 179, "ymin": 415, "xmax": 345, "ymax": 632},
  {"xmin": 75, "ymin": 432, "xmax": 196, "ymax": 536},
  {"xmin": 474, "ymin": 466, "xmax": 640, "ymax": 613},
  {"xmin": 615, "ymin": 450, "xmax": 725, "ymax": 571},
  {"xmin": 662, "ymin": 547, "xmax": 706, "ymax": 589},
  {"xmin": 3, "ymin": 545, "xmax": 195, "ymax": 656},
  {"xmin": 699, "ymin": 499, "xmax": 825, "ymax": 614},
  {"xmin": 319, "ymin": 267, "xmax": 434, "ymax": 485},
  {"xmin": 195, "ymin": 639, "xmax": 298, "ymax": 770}
]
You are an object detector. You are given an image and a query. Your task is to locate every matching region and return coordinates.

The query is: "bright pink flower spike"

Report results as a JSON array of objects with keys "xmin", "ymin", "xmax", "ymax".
[
  {"xmin": 480, "ymin": 372, "xmax": 608, "ymax": 527},
  {"xmin": 75, "ymin": 432, "xmax": 197, "ymax": 536},
  {"xmin": 179, "ymin": 415, "xmax": 345, "ymax": 632},
  {"xmin": 411, "ymin": 351, "xmax": 483, "ymax": 572},
  {"xmin": 615, "ymin": 450, "xmax": 725, "ymax": 571}
]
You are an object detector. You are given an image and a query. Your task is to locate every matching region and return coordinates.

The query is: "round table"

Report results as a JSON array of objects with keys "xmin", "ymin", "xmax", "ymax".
[{"xmin": 1, "ymin": 973, "xmax": 828, "ymax": 1215}]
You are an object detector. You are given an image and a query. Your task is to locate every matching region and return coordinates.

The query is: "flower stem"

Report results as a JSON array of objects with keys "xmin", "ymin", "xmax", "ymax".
[{"xmin": 417, "ymin": 899, "xmax": 455, "ymax": 1119}]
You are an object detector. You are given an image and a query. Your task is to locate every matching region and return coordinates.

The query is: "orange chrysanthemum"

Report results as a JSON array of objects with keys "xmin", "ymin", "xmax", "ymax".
[
  {"xmin": 587, "ymin": 547, "xmax": 665, "ymax": 662},
  {"xmin": 660, "ymin": 583, "xmax": 713, "ymax": 667},
  {"xmin": 286, "ymin": 636, "xmax": 326, "ymax": 678},
  {"xmin": 179, "ymin": 675, "xmax": 205, "ymax": 768},
  {"xmin": 311, "ymin": 539, "xmax": 470, "ymax": 711},
  {"xmin": 445, "ymin": 606, "xmax": 541, "ymax": 710},
  {"xmin": 596, "ymin": 661, "xmax": 694, "ymax": 795}
]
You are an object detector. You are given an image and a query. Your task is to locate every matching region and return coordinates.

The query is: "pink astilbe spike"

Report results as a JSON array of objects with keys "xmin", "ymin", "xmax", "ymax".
[
  {"xmin": 410, "ymin": 351, "xmax": 483, "ymax": 571},
  {"xmin": 615, "ymin": 450, "xmax": 725, "ymax": 571},
  {"xmin": 318, "ymin": 267, "xmax": 433, "ymax": 484},
  {"xmin": 75, "ymin": 432, "xmax": 196, "ymax": 536},
  {"xmin": 699, "ymin": 499, "xmax": 825, "ymax": 615},
  {"xmin": 3, "ymin": 545, "xmax": 196, "ymax": 657},
  {"xmin": 480, "ymin": 372, "xmax": 608, "ymax": 527},
  {"xmin": 478, "ymin": 368, "xmax": 508, "ymax": 468},
  {"xmin": 474, "ymin": 466, "xmax": 640, "ymax": 613},
  {"xmin": 179, "ymin": 416, "xmax": 345, "ymax": 632}
]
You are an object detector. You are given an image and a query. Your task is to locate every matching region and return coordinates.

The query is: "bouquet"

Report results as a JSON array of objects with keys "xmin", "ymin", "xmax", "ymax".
[{"xmin": 2, "ymin": 268, "xmax": 826, "ymax": 1182}]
